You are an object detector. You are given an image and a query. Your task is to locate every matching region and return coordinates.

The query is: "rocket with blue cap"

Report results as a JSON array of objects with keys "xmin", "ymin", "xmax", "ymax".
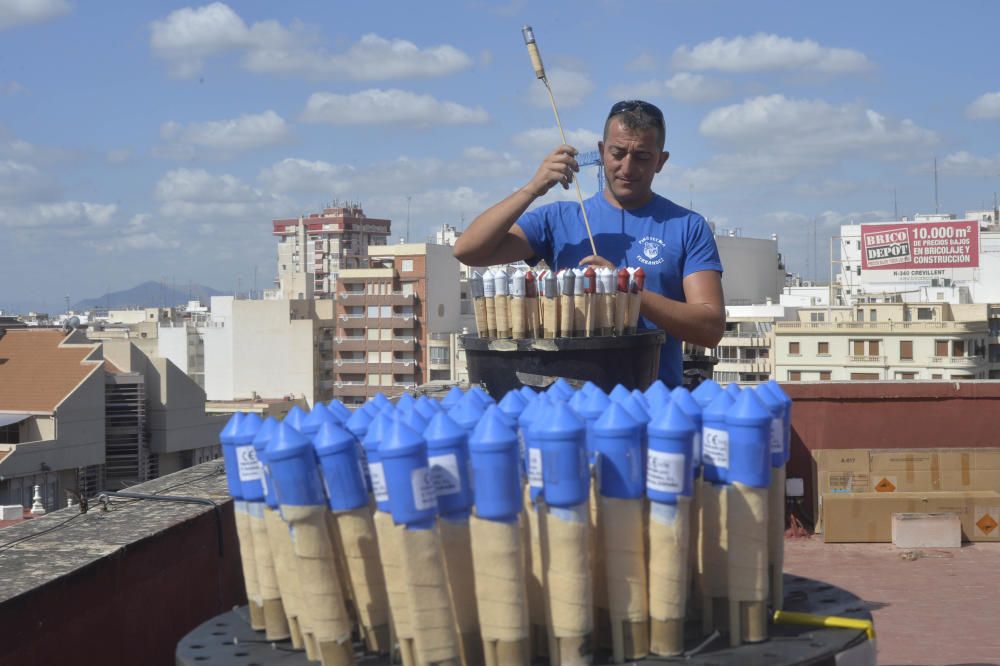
[
  {"xmin": 699, "ymin": 388, "xmax": 734, "ymax": 636},
  {"xmin": 754, "ymin": 382, "xmax": 789, "ymax": 613},
  {"xmin": 268, "ymin": 421, "xmax": 354, "ymax": 666},
  {"xmin": 468, "ymin": 405, "xmax": 530, "ymax": 666},
  {"xmin": 220, "ymin": 413, "xmax": 265, "ymax": 631}
]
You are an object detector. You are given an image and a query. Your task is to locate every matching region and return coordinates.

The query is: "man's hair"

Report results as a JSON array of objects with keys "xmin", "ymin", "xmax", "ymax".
[{"xmin": 603, "ymin": 101, "xmax": 666, "ymax": 150}]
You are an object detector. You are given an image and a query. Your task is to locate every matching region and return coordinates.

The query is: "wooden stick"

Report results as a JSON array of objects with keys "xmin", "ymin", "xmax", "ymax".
[
  {"xmin": 700, "ymin": 484, "xmax": 729, "ymax": 637},
  {"xmin": 233, "ymin": 501, "xmax": 265, "ymax": 630}
]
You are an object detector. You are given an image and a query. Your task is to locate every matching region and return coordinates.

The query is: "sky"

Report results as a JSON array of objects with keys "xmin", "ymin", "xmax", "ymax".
[{"xmin": 2, "ymin": 0, "xmax": 1000, "ymax": 313}]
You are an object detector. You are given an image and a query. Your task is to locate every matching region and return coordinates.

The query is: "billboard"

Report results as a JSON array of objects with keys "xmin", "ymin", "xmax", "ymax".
[{"xmin": 860, "ymin": 221, "xmax": 979, "ymax": 271}]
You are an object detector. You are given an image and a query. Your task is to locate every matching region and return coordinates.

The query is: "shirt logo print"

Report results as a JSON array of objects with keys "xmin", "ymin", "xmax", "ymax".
[{"xmin": 637, "ymin": 236, "xmax": 666, "ymax": 266}]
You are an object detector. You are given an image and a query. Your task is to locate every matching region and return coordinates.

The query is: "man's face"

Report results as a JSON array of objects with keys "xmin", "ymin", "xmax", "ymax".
[{"xmin": 599, "ymin": 119, "xmax": 669, "ymax": 209}]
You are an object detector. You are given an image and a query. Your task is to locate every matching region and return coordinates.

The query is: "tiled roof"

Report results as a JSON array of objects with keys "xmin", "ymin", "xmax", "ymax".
[{"xmin": 0, "ymin": 330, "xmax": 103, "ymax": 413}]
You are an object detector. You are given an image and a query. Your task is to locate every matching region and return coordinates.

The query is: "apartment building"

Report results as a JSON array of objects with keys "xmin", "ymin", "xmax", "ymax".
[
  {"xmin": 714, "ymin": 303, "xmax": 800, "ymax": 384},
  {"xmin": 774, "ymin": 302, "xmax": 1000, "ymax": 381},
  {"xmin": 196, "ymin": 296, "xmax": 337, "ymax": 406},
  {"xmin": 273, "ymin": 202, "xmax": 390, "ymax": 299},
  {"xmin": 0, "ymin": 328, "xmax": 224, "ymax": 509},
  {"xmin": 333, "ymin": 243, "xmax": 460, "ymax": 405}
]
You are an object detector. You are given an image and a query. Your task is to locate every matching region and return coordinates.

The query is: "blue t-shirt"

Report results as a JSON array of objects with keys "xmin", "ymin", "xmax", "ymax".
[{"xmin": 516, "ymin": 192, "xmax": 723, "ymax": 388}]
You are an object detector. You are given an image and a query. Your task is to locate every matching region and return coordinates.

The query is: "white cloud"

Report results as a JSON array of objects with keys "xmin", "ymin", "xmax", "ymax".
[
  {"xmin": 244, "ymin": 33, "xmax": 473, "ymax": 80},
  {"xmin": 664, "ymin": 73, "xmax": 732, "ymax": 103},
  {"xmin": 157, "ymin": 110, "xmax": 290, "ymax": 159},
  {"xmin": 512, "ymin": 127, "xmax": 602, "ymax": 154},
  {"xmin": 150, "ymin": 4, "xmax": 472, "ymax": 80},
  {"xmin": 89, "ymin": 214, "xmax": 181, "ymax": 253},
  {"xmin": 106, "ymin": 149, "xmax": 132, "ymax": 165},
  {"xmin": 672, "ymin": 33, "xmax": 872, "ymax": 73},
  {"xmin": 0, "ymin": 201, "xmax": 117, "ymax": 229},
  {"xmin": 258, "ymin": 158, "xmax": 356, "ymax": 195},
  {"xmin": 0, "ymin": 0, "xmax": 70, "ymax": 31},
  {"xmin": 0, "ymin": 160, "xmax": 58, "ymax": 202},
  {"xmin": 940, "ymin": 150, "xmax": 1000, "ymax": 175},
  {"xmin": 300, "ymin": 89, "xmax": 488, "ymax": 126},
  {"xmin": 966, "ymin": 92, "xmax": 1000, "ymax": 120},
  {"xmin": 528, "ymin": 67, "xmax": 595, "ymax": 109},
  {"xmin": 154, "ymin": 168, "xmax": 286, "ymax": 221},
  {"xmin": 2, "ymin": 80, "xmax": 25, "ymax": 95},
  {"xmin": 699, "ymin": 95, "xmax": 936, "ymax": 156}
]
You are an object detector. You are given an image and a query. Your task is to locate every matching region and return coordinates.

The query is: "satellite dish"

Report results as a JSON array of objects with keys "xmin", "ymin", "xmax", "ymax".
[{"xmin": 63, "ymin": 316, "xmax": 81, "ymax": 332}]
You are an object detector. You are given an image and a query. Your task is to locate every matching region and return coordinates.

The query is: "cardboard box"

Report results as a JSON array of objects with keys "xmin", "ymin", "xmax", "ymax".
[
  {"xmin": 822, "ymin": 491, "xmax": 1000, "ymax": 543},
  {"xmin": 812, "ymin": 449, "xmax": 870, "ymax": 533}
]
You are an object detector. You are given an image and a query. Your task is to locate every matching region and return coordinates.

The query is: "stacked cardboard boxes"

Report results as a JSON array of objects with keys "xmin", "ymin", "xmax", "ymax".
[{"xmin": 813, "ymin": 448, "xmax": 1000, "ymax": 543}]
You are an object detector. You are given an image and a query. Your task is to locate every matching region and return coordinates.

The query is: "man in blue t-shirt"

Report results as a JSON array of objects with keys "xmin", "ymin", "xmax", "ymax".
[{"xmin": 454, "ymin": 100, "xmax": 725, "ymax": 388}]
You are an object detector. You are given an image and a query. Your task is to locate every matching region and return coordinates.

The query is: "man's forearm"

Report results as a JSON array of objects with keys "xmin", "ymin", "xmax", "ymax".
[
  {"xmin": 453, "ymin": 188, "xmax": 536, "ymax": 266},
  {"xmin": 639, "ymin": 290, "xmax": 725, "ymax": 348}
]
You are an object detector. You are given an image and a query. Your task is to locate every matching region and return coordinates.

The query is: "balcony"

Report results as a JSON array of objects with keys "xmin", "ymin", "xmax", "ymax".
[
  {"xmin": 847, "ymin": 355, "xmax": 887, "ymax": 365},
  {"xmin": 928, "ymin": 355, "xmax": 986, "ymax": 368},
  {"xmin": 335, "ymin": 358, "xmax": 366, "ymax": 367},
  {"xmin": 776, "ymin": 320, "xmax": 987, "ymax": 334},
  {"xmin": 338, "ymin": 292, "xmax": 415, "ymax": 307},
  {"xmin": 334, "ymin": 337, "xmax": 368, "ymax": 352},
  {"xmin": 718, "ymin": 334, "xmax": 769, "ymax": 348},
  {"xmin": 715, "ymin": 359, "xmax": 771, "ymax": 374}
]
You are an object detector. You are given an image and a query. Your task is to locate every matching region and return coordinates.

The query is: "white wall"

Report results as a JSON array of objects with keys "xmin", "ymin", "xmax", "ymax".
[
  {"xmin": 157, "ymin": 325, "xmax": 190, "ymax": 374},
  {"xmin": 716, "ymin": 236, "xmax": 784, "ymax": 306}
]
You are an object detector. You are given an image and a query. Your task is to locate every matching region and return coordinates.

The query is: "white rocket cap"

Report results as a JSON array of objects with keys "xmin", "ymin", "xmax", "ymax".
[
  {"xmin": 482, "ymin": 268, "xmax": 496, "ymax": 297},
  {"xmin": 494, "ymin": 267, "xmax": 509, "ymax": 296},
  {"xmin": 511, "ymin": 269, "xmax": 526, "ymax": 297}
]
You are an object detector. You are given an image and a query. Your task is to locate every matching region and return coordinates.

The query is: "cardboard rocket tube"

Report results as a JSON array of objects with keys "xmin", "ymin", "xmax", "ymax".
[
  {"xmin": 374, "ymin": 511, "xmax": 417, "ymax": 666},
  {"xmin": 582, "ymin": 267, "xmax": 596, "ymax": 337},
  {"xmin": 559, "ymin": 297, "xmax": 574, "ymax": 337},
  {"xmin": 573, "ymin": 293, "xmax": 586, "ymax": 337},
  {"xmin": 542, "ymin": 296, "xmax": 558, "ymax": 339},
  {"xmin": 440, "ymin": 517, "xmax": 485, "ymax": 666},
  {"xmin": 700, "ymin": 484, "xmax": 729, "ymax": 636},
  {"xmin": 248, "ymin": 502, "xmax": 291, "ymax": 640},
  {"xmin": 769, "ymin": 466, "xmax": 786, "ymax": 611},
  {"xmin": 614, "ymin": 268, "xmax": 629, "ymax": 336},
  {"xmin": 234, "ymin": 501, "xmax": 265, "ymax": 630},
  {"xmin": 524, "ymin": 271, "xmax": 539, "ymax": 338},
  {"xmin": 625, "ymin": 268, "xmax": 644, "ymax": 336},
  {"xmin": 648, "ymin": 499, "xmax": 690, "ymax": 657},
  {"xmin": 523, "ymin": 488, "xmax": 548, "ymax": 659},
  {"xmin": 495, "ymin": 295, "xmax": 511, "ymax": 339},
  {"xmin": 727, "ymin": 482, "xmax": 769, "ymax": 646},
  {"xmin": 601, "ymin": 497, "xmax": 648, "ymax": 662},
  {"xmin": 540, "ymin": 502, "xmax": 592, "ymax": 666},
  {"xmin": 402, "ymin": 525, "xmax": 462, "ymax": 666},
  {"xmin": 470, "ymin": 515, "xmax": 530, "ymax": 666},
  {"xmin": 336, "ymin": 507, "xmax": 392, "ymax": 653},
  {"xmin": 326, "ymin": 512, "xmax": 357, "ymax": 623},
  {"xmin": 283, "ymin": 505, "xmax": 355, "ymax": 666},
  {"xmin": 511, "ymin": 270, "xmax": 526, "ymax": 340},
  {"xmin": 589, "ymin": 482, "xmax": 609, "ymax": 653},
  {"xmin": 688, "ymin": 476, "xmax": 704, "ymax": 620},
  {"xmin": 471, "ymin": 272, "xmax": 487, "ymax": 337},
  {"xmin": 483, "ymin": 269, "xmax": 497, "ymax": 338},
  {"xmin": 264, "ymin": 505, "xmax": 306, "ymax": 649}
]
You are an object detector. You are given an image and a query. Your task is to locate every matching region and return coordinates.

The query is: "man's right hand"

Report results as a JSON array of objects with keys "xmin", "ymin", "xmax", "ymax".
[{"xmin": 522, "ymin": 145, "xmax": 579, "ymax": 197}]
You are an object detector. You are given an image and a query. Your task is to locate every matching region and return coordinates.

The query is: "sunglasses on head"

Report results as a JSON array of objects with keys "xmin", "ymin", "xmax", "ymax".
[{"xmin": 607, "ymin": 100, "xmax": 664, "ymax": 125}]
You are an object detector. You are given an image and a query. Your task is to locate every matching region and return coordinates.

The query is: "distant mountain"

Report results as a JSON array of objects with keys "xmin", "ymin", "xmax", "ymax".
[{"xmin": 72, "ymin": 281, "xmax": 226, "ymax": 311}]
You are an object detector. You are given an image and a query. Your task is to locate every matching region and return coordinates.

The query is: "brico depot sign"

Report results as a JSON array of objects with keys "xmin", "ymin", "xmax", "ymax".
[{"xmin": 860, "ymin": 221, "xmax": 979, "ymax": 272}]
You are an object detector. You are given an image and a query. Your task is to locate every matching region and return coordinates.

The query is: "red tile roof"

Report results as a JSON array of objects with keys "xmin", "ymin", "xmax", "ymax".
[{"xmin": 0, "ymin": 330, "xmax": 104, "ymax": 413}]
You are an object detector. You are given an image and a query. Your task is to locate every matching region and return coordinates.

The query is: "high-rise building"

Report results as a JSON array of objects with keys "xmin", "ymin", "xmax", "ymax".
[
  {"xmin": 332, "ymin": 243, "xmax": 461, "ymax": 405},
  {"xmin": 273, "ymin": 202, "xmax": 390, "ymax": 299}
]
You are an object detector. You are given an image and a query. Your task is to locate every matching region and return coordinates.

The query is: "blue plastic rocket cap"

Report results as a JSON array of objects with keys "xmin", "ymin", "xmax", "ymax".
[
  {"xmin": 726, "ymin": 389, "xmax": 771, "ymax": 427},
  {"xmin": 423, "ymin": 411, "xmax": 467, "ymax": 451},
  {"xmin": 593, "ymin": 401, "xmax": 640, "ymax": 437},
  {"xmin": 765, "ymin": 380, "xmax": 793, "ymax": 408},
  {"xmin": 379, "ymin": 418, "xmax": 426, "ymax": 460},
  {"xmin": 267, "ymin": 421, "xmax": 314, "ymax": 462},
  {"xmin": 313, "ymin": 420, "xmax": 358, "ymax": 458},
  {"xmin": 283, "ymin": 404, "xmax": 309, "ymax": 433},
  {"xmin": 468, "ymin": 386, "xmax": 494, "ymax": 406},
  {"xmin": 669, "ymin": 386, "xmax": 702, "ymax": 421},
  {"xmin": 567, "ymin": 388, "xmax": 588, "ymax": 415},
  {"xmin": 470, "ymin": 405, "xmax": 518, "ymax": 453},
  {"xmin": 518, "ymin": 390, "xmax": 549, "ymax": 428},
  {"xmin": 395, "ymin": 392, "xmax": 416, "ymax": 415},
  {"xmin": 547, "ymin": 378, "xmax": 575, "ymax": 400},
  {"xmin": 360, "ymin": 400, "xmax": 380, "ymax": 418},
  {"xmin": 644, "ymin": 380, "xmax": 670, "ymax": 407},
  {"xmin": 519, "ymin": 386, "xmax": 537, "ymax": 401},
  {"xmin": 252, "ymin": 417, "xmax": 279, "ymax": 456},
  {"xmin": 630, "ymin": 389, "xmax": 650, "ymax": 410},
  {"xmin": 497, "ymin": 389, "xmax": 528, "ymax": 420},
  {"xmin": 691, "ymin": 379, "xmax": 722, "ymax": 408},
  {"xmin": 531, "ymin": 401, "xmax": 584, "ymax": 439},
  {"xmin": 580, "ymin": 381, "xmax": 600, "ymax": 397},
  {"xmin": 753, "ymin": 384, "xmax": 782, "ymax": 415},
  {"xmin": 413, "ymin": 396, "xmax": 438, "ymax": 421},
  {"xmin": 220, "ymin": 412, "xmax": 245, "ymax": 445},
  {"xmin": 234, "ymin": 412, "xmax": 263, "ymax": 444},
  {"xmin": 648, "ymin": 400, "xmax": 696, "ymax": 438},
  {"xmin": 300, "ymin": 402, "xmax": 335, "ymax": 436},
  {"xmin": 724, "ymin": 383, "xmax": 742, "ymax": 399},
  {"xmin": 608, "ymin": 384, "xmax": 632, "ymax": 404},
  {"xmin": 362, "ymin": 411, "xmax": 394, "ymax": 454},
  {"xmin": 400, "ymin": 406, "xmax": 429, "ymax": 435},
  {"xmin": 345, "ymin": 406, "xmax": 373, "ymax": 440},
  {"xmin": 448, "ymin": 396, "xmax": 485, "ymax": 433},
  {"xmin": 371, "ymin": 392, "xmax": 392, "ymax": 410},
  {"xmin": 620, "ymin": 393, "xmax": 650, "ymax": 425},
  {"xmin": 580, "ymin": 388, "xmax": 612, "ymax": 420},
  {"xmin": 703, "ymin": 388, "xmax": 735, "ymax": 420},
  {"xmin": 327, "ymin": 400, "xmax": 351, "ymax": 422},
  {"xmin": 442, "ymin": 386, "xmax": 465, "ymax": 408}
]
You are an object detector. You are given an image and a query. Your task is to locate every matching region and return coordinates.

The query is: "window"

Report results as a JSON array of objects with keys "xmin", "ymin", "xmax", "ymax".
[
  {"xmin": 759, "ymin": 349, "xmax": 769, "ymax": 359},
  {"xmin": 918, "ymin": 308, "xmax": 933, "ymax": 321},
  {"xmin": 789, "ymin": 341, "xmax": 800, "ymax": 355},
  {"xmin": 896, "ymin": 372, "xmax": 916, "ymax": 380},
  {"xmin": 869, "ymin": 340, "xmax": 880, "ymax": 356},
  {"xmin": 952, "ymin": 340, "xmax": 965, "ymax": 357},
  {"xmin": 382, "ymin": 351, "xmax": 393, "ymax": 363},
  {"xmin": 856, "ymin": 267, "xmax": 862, "ymax": 276},
  {"xmin": 367, "ymin": 305, "xmax": 379, "ymax": 317},
  {"xmin": 430, "ymin": 347, "xmax": 450, "ymax": 362},
  {"xmin": 818, "ymin": 341, "xmax": 829, "ymax": 355},
  {"xmin": 935, "ymin": 340, "xmax": 948, "ymax": 356},
  {"xmin": 900, "ymin": 340, "xmax": 913, "ymax": 360},
  {"xmin": 819, "ymin": 371, "xmax": 831, "ymax": 381},
  {"xmin": 380, "ymin": 328, "xmax": 393, "ymax": 340},
  {"xmin": 856, "ymin": 309, "xmax": 864, "ymax": 322},
  {"xmin": 368, "ymin": 351, "xmax": 379, "ymax": 362},
  {"xmin": 870, "ymin": 309, "xmax": 877, "ymax": 322},
  {"xmin": 788, "ymin": 371, "xmax": 802, "ymax": 381},
  {"xmin": 810, "ymin": 312, "xmax": 825, "ymax": 322},
  {"xmin": 931, "ymin": 373, "xmax": 942, "ymax": 379},
  {"xmin": 850, "ymin": 372, "xmax": 879, "ymax": 380},
  {"xmin": 401, "ymin": 259, "xmax": 414, "ymax": 272},
  {"xmin": 853, "ymin": 340, "xmax": 865, "ymax": 356},
  {"xmin": 367, "ymin": 329, "xmax": 379, "ymax": 341},
  {"xmin": 381, "ymin": 305, "xmax": 392, "ymax": 317}
]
